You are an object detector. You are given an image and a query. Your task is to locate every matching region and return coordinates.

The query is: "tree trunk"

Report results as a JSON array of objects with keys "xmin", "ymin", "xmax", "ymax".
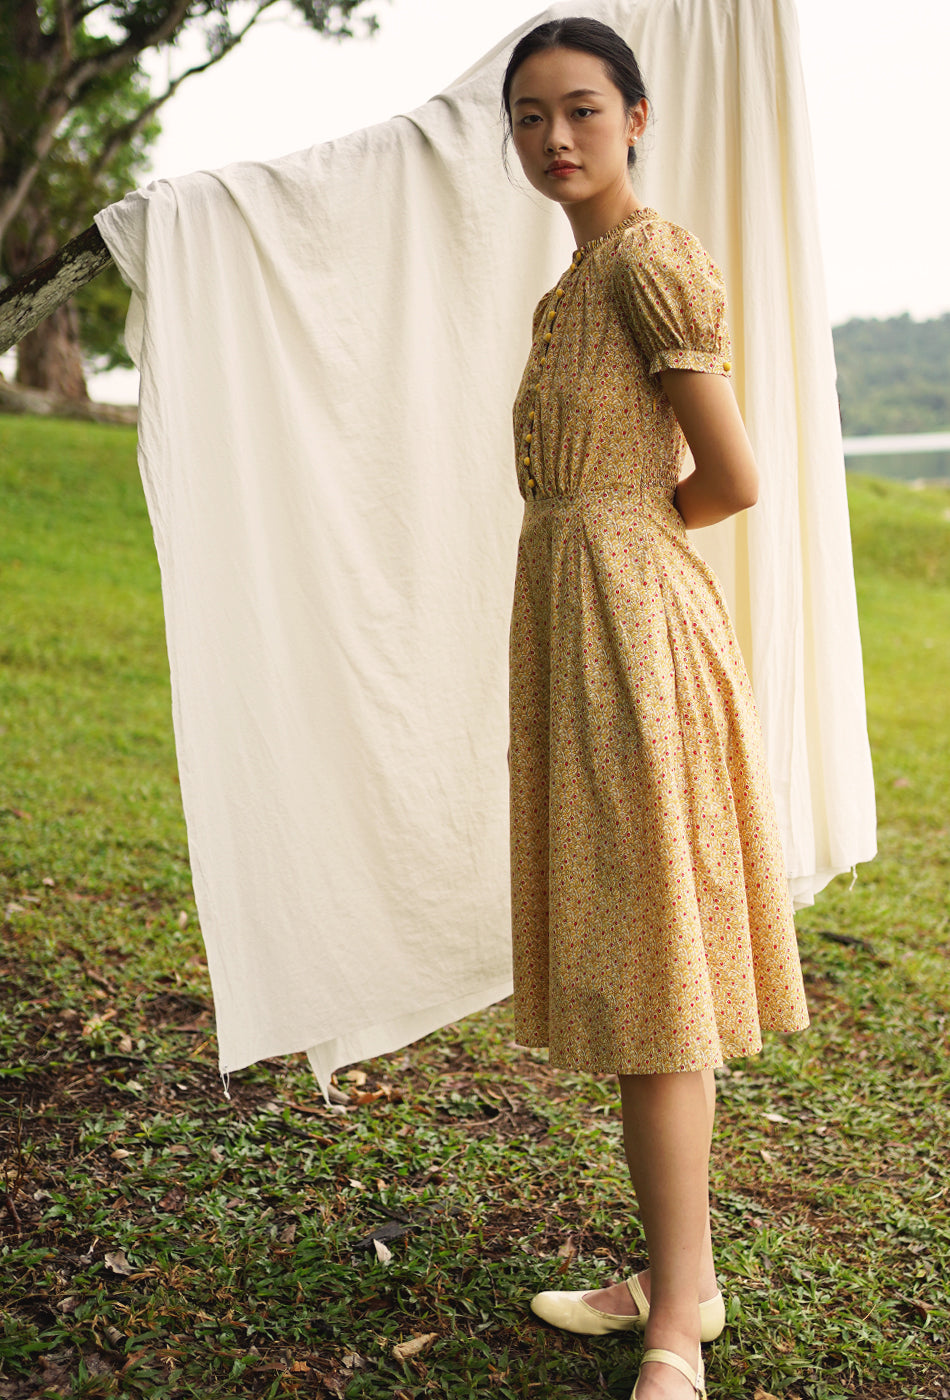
[{"xmin": 15, "ymin": 296, "xmax": 89, "ymax": 400}]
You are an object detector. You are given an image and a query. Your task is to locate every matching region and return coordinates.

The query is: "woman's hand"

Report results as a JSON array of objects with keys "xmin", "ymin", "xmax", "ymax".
[{"xmin": 660, "ymin": 369, "xmax": 759, "ymax": 528}]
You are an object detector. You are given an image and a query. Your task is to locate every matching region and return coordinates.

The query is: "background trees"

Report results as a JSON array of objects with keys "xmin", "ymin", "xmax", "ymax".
[{"xmin": 0, "ymin": 2, "xmax": 376, "ymax": 400}]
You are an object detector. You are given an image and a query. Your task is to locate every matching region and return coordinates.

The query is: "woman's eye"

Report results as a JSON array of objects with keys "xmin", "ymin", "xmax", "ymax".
[
  {"xmin": 518, "ymin": 114, "xmax": 542, "ymax": 126},
  {"xmin": 573, "ymin": 107, "xmax": 596, "ymax": 119}
]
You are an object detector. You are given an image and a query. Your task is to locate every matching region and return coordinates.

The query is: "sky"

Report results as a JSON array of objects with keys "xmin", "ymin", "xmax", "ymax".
[{"xmin": 20, "ymin": 0, "xmax": 950, "ymax": 401}]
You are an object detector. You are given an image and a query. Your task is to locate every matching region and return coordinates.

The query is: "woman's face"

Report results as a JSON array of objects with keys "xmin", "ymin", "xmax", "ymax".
[{"xmin": 508, "ymin": 47, "xmax": 646, "ymax": 210}]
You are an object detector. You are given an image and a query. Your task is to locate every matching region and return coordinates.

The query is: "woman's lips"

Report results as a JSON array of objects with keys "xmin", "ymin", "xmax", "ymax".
[{"xmin": 546, "ymin": 163, "xmax": 580, "ymax": 177}]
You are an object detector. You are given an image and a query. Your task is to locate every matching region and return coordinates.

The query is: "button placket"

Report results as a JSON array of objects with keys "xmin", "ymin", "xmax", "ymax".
[{"xmin": 523, "ymin": 248, "xmax": 584, "ymax": 497}]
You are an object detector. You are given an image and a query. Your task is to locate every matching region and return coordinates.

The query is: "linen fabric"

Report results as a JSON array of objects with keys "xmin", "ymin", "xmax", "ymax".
[
  {"xmin": 510, "ymin": 211, "xmax": 809, "ymax": 1073},
  {"xmin": 94, "ymin": 0, "xmax": 874, "ymax": 1096}
]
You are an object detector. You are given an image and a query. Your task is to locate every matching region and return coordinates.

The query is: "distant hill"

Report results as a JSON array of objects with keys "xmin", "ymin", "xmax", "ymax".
[{"xmin": 832, "ymin": 313, "xmax": 950, "ymax": 436}]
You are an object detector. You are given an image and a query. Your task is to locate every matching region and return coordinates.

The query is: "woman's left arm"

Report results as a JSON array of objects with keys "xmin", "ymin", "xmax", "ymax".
[{"xmin": 661, "ymin": 369, "xmax": 759, "ymax": 529}]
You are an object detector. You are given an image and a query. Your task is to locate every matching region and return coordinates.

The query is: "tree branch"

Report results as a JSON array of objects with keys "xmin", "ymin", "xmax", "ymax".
[{"xmin": 0, "ymin": 225, "xmax": 112, "ymax": 356}]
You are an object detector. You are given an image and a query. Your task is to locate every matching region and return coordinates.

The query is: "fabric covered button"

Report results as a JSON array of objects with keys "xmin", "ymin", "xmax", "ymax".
[
  {"xmin": 544, "ymin": 332, "xmax": 552, "ymax": 342},
  {"xmin": 526, "ymin": 477, "xmax": 535, "ymax": 488},
  {"xmin": 523, "ymin": 456, "xmax": 531, "ymax": 467},
  {"xmin": 722, "ymin": 360, "xmax": 732, "ymax": 371}
]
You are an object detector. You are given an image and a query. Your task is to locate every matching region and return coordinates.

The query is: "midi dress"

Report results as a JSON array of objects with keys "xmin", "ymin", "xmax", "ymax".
[{"xmin": 508, "ymin": 207, "xmax": 810, "ymax": 1075}]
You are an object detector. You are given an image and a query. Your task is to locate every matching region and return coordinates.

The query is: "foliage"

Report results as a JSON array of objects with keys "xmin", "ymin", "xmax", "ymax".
[
  {"xmin": 20, "ymin": 56, "xmax": 161, "ymax": 370},
  {"xmin": 833, "ymin": 313, "xmax": 950, "ymax": 437},
  {"xmin": 0, "ymin": 0, "xmax": 379, "ymax": 245},
  {"xmin": 1, "ymin": 419, "xmax": 949, "ymax": 1398},
  {"xmin": 0, "ymin": 1, "xmax": 378, "ymax": 388}
]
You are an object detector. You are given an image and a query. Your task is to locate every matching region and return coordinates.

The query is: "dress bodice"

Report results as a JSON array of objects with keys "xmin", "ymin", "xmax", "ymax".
[{"xmin": 513, "ymin": 208, "xmax": 733, "ymax": 504}]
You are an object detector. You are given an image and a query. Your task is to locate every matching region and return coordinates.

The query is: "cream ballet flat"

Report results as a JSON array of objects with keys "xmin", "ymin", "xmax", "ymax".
[
  {"xmin": 631, "ymin": 1347, "xmax": 706, "ymax": 1400},
  {"xmin": 529, "ymin": 1274, "xmax": 726, "ymax": 1342}
]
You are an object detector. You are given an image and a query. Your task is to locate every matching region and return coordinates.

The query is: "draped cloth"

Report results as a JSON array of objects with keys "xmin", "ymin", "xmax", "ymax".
[{"xmin": 95, "ymin": 0, "xmax": 876, "ymax": 1097}]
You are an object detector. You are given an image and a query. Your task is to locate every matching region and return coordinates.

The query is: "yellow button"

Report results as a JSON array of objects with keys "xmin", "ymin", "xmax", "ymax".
[
  {"xmin": 722, "ymin": 360, "xmax": 732, "ymax": 371},
  {"xmin": 556, "ymin": 287, "xmax": 565, "ymax": 298},
  {"xmin": 526, "ymin": 478, "xmax": 535, "ymax": 488},
  {"xmin": 528, "ymin": 410, "xmax": 536, "ymax": 421},
  {"xmin": 547, "ymin": 309, "xmax": 556, "ymax": 321},
  {"xmin": 544, "ymin": 332, "xmax": 552, "ymax": 342},
  {"xmin": 523, "ymin": 456, "xmax": 531, "ymax": 466},
  {"xmin": 524, "ymin": 432, "xmax": 533, "ymax": 442}
]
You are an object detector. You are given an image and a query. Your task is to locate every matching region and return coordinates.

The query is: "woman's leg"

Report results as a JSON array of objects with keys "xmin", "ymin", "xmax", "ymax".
[
  {"xmin": 582, "ymin": 1068, "xmax": 718, "ymax": 1318},
  {"xmin": 619, "ymin": 1070, "xmax": 711, "ymax": 1396}
]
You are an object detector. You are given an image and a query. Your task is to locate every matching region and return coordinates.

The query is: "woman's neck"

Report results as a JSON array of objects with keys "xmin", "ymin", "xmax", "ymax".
[{"xmin": 565, "ymin": 187, "xmax": 643, "ymax": 249}]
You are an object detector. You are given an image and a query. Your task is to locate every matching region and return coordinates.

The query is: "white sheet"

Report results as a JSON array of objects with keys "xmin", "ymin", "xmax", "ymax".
[{"xmin": 95, "ymin": 0, "xmax": 876, "ymax": 1097}]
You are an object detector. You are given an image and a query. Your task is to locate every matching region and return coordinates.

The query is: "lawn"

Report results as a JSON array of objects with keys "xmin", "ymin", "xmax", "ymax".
[{"xmin": 1, "ymin": 417, "xmax": 948, "ymax": 1399}]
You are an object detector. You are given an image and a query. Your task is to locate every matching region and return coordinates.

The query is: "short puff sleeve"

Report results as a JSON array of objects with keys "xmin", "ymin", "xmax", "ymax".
[{"xmin": 612, "ymin": 221, "xmax": 733, "ymax": 379}]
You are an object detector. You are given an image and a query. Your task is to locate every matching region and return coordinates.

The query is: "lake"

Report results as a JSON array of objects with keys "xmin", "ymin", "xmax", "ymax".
[{"xmin": 843, "ymin": 431, "xmax": 950, "ymax": 482}]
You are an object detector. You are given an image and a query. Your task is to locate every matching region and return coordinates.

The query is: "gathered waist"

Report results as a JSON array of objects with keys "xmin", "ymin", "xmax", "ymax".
[{"xmin": 524, "ymin": 486, "xmax": 680, "ymax": 517}]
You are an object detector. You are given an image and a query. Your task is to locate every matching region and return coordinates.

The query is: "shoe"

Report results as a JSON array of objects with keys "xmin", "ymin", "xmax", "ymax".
[
  {"xmin": 529, "ymin": 1274, "xmax": 726, "ymax": 1342},
  {"xmin": 630, "ymin": 1348, "xmax": 706, "ymax": 1400}
]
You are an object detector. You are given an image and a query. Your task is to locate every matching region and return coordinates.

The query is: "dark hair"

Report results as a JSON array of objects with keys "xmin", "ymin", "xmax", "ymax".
[{"xmin": 501, "ymin": 18, "xmax": 649, "ymax": 169}]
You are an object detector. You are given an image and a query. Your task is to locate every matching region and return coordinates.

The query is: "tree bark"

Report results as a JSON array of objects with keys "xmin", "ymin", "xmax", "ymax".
[
  {"xmin": 4, "ymin": 216, "xmax": 95, "ymax": 399},
  {"xmin": 0, "ymin": 224, "xmax": 111, "ymax": 358}
]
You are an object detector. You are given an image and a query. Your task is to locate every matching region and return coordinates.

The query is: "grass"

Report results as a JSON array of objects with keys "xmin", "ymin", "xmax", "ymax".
[{"xmin": 1, "ymin": 417, "xmax": 949, "ymax": 1399}]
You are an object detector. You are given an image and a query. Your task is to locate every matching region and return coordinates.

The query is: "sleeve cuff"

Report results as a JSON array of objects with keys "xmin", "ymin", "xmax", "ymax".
[{"xmin": 648, "ymin": 348, "xmax": 733, "ymax": 377}]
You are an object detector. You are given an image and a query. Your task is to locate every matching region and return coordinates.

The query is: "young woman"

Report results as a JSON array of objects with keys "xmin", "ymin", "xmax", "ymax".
[{"xmin": 502, "ymin": 20, "xmax": 810, "ymax": 1400}]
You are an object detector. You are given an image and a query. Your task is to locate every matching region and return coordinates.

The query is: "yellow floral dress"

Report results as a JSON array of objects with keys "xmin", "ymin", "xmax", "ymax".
[{"xmin": 508, "ymin": 208, "xmax": 810, "ymax": 1074}]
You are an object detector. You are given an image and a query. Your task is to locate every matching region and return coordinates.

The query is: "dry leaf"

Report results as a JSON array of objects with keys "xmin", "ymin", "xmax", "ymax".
[
  {"xmin": 341, "ymin": 1352, "xmax": 366, "ymax": 1370},
  {"xmin": 754, "ymin": 1391, "xmax": 781, "ymax": 1400},
  {"xmin": 759, "ymin": 1148, "xmax": 774, "ymax": 1164},
  {"xmin": 290, "ymin": 1361, "xmax": 310, "ymax": 1373},
  {"xmin": 392, "ymin": 1333, "xmax": 438, "ymax": 1362},
  {"xmin": 104, "ymin": 1249, "xmax": 134, "ymax": 1275},
  {"xmin": 117, "ymin": 1035, "xmax": 133, "ymax": 1054},
  {"xmin": 556, "ymin": 1240, "xmax": 577, "ymax": 1274},
  {"xmin": 763, "ymin": 1113, "xmax": 790, "ymax": 1124},
  {"xmin": 344, "ymin": 1070, "xmax": 367, "ymax": 1087},
  {"xmin": 373, "ymin": 1239, "xmax": 393, "ymax": 1265},
  {"xmin": 177, "ymin": 910, "xmax": 189, "ymax": 928},
  {"xmin": 82, "ymin": 1009, "xmax": 117, "ymax": 1037},
  {"xmin": 279, "ymin": 1222, "xmax": 297, "ymax": 1244}
]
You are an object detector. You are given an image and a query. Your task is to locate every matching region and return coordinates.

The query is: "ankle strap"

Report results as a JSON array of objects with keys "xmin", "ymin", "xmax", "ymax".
[
  {"xmin": 641, "ymin": 1348, "xmax": 704, "ymax": 1395},
  {"xmin": 625, "ymin": 1273, "xmax": 649, "ymax": 1313}
]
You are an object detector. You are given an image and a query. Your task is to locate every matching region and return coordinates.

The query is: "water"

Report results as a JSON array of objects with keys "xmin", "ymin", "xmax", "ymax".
[{"xmin": 843, "ymin": 432, "xmax": 950, "ymax": 482}]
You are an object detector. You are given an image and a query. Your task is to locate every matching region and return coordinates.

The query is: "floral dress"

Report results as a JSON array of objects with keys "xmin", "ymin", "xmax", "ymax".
[{"xmin": 508, "ymin": 207, "xmax": 809, "ymax": 1073}]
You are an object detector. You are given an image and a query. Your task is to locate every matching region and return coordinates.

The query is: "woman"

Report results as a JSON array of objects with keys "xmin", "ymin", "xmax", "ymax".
[{"xmin": 502, "ymin": 20, "xmax": 810, "ymax": 1400}]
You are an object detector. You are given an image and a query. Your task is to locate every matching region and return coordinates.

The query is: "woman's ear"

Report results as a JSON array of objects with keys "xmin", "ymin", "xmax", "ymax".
[{"xmin": 627, "ymin": 96, "xmax": 649, "ymax": 145}]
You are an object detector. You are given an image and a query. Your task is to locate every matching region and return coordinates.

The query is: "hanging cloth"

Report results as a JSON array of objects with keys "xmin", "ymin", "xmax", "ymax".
[{"xmin": 95, "ymin": 0, "xmax": 875, "ymax": 1097}]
